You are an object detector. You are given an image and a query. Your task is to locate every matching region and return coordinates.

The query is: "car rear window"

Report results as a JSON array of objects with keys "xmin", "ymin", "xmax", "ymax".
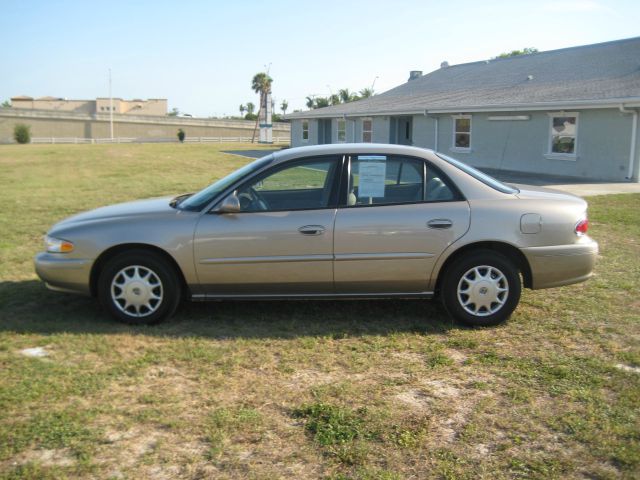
[{"xmin": 436, "ymin": 153, "xmax": 519, "ymax": 194}]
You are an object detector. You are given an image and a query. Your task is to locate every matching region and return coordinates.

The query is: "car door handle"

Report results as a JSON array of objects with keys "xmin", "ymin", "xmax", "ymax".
[
  {"xmin": 427, "ymin": 219, "xmax": 453, "ymax": 229},
  {"xmin": 298, "ymin": 225, "xmax": 325, "ymax": 235}
]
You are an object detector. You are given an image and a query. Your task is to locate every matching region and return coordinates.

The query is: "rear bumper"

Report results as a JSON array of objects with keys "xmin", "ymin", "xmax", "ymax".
[
  {"xmin": 521, "ymin": 238, "xmax": 599, "ymax": 290},
  {"xmin": 34, "ymin": 252, "xmax": 92, "ymax": 295}
]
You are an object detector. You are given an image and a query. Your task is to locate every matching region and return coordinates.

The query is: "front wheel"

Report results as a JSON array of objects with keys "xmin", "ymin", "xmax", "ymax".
[
  {"xmin": 98, "ymin": 250, "xmax": 181, "ymax": 325},
  {"xmin": 441, "ymin": 250, "xmax": 521, "ymax": 327}
]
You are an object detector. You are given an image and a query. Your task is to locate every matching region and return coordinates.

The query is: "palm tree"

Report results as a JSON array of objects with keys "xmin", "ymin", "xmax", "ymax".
[
  {"xmin": 251, "ymin": 72, "xmax": 273, "ymax": 142},
  {"xmin": 305, "ymin": 96, "xmax": 315, "ymax": 109},
  {"xmin": 359, "ymin": 87, "xmax": 374, "ymax": 98},
  {"xmin": 280, "ymin": 100, "xmax": 288, "ymax": 116},
  {"xmin": 246, "ymin": 102, "xmax": 255, "ymax": 115},
  {"xmin": 339, "ymin": 88, "xmax": 353, "ymax": 103},
  {"xmin": 315, "ymin": 97, "xmax": 330, "ymax": 108},
  {"xmin": 239, "ymin": 104, "xmax": 246, "ymax": 117},
  {"xmin": 330, "ymin": 94, "xmax": 341, "ymax": 106}
]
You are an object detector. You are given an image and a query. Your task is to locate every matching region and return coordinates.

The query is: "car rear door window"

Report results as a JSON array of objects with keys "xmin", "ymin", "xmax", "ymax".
[
  {"xmin": 347, "ymin": 155, "xmax": 458, "ymax": 206},
  {"xmin": 348, "ymin": 156, "xmax": 423, "ymax": 206}
]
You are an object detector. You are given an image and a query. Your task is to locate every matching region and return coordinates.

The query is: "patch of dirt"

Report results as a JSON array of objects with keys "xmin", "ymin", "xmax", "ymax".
[
  {"xmin": 444, "ymin": 348, "xmax": 468, "ymax": 364},
  {"xmin": 395, "ymin": 389, "xmax": 432, "ymax": 410},
  {"xmin": 117, "ymin": 364, "xmax": 200, "ymax": 405},
  {"xmin": 144, "ymin": 465, "xmax": 183, "ymax": 479},
  {"xmin": 284, "ymin": 369, "xmax": 367, "ymax": 390},
  {"xmin": 9, "ymin": 448, "xmax": 75, "ymax": 467},
  {"xmin": 284, "ymin": 369, "xmax": 337, "ymax": 391},
  {"xmin": 97, "ymin": 426, "xmax": 214, "ymax": 479},
  {"xmin": 395, "ymin": 380, "xmax": 461, "ymax": 410},
  {"xmin": 104, "ymin": 428, "xmax": 138, "ymax": 443},
  {"xmin": 422, "ymin": 379, "xmax": 461, "ymax": 398},
  {"xmin": 114, "ymin": 428, "xmax": 159, "ymax": 459},
  {"xmin": 475, "ymin": 443, "xmax": 489, "ymax": 456},
  {"xmin": 615, "ymin": 363, "xmax": 640, "ymax": 374},
  {"xmin": 396, "ymin": 377, "xmax": 494, "ymax": 446},
  {"xmin": 390, "ymin": 351, "xmax": 425, "ymax": 363}
]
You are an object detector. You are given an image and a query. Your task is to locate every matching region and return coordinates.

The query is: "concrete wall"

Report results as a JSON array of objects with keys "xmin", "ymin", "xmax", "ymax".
[
  {"xmin": 0, "ymin": 108, "xmax": 291, "ymax": 143},
  {"xmin": 12, "ymin": 97, "xmax": 167, "ymax": 116},
  {"xmin": 290, "ymin": 108, "xmax": 639, "ymax": 181},
  {"xmin": 95, "ymin": 98, "xmax": 167, "ymax": 116},
  {"xmin": 12, "ymin": 98, "xmax": 94, "ymax": 114}
]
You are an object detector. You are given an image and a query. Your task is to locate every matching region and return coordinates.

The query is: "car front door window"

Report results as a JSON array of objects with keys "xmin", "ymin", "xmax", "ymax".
[{"xmin": 236, "ymin": 158, "xmax": 339, "ymax": 212}]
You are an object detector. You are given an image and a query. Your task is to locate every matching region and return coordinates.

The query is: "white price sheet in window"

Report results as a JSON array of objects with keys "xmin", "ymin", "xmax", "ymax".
[{"xmin": 357, "ymin": 156, "xmax": 386, "ymax": 198}]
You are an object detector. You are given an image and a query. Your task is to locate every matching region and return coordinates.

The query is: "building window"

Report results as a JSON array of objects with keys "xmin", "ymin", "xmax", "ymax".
[
  {"xmin": 362, "ymin": 118, "xmax": 373, "ymax": 143},
  {"xmin": 452, "ymin": 115, "xmax": 471, "ymax": 150},
  {"xmin": 337, "ymin": 119, "xmax": 346, "ymax": 142},
  {"xmin": 302, "ymin": 120, "xmax": 309, "ymax": 141},
  {"xmin": 549, "ymin": 113, "xmax": 578, "ymax": 156}
]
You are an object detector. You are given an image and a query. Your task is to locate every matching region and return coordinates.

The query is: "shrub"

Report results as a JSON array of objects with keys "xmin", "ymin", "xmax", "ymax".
[
  {"xmin": 177, "ymin": 128, "xmax": 185, "ymax": 143},
  {"xmin": 13, "ymin": 124, "xmax": 31, "ymax": 144},
  {"xmin": 293, "ymin": 402, "xmax": 370, "ymax": 445}
]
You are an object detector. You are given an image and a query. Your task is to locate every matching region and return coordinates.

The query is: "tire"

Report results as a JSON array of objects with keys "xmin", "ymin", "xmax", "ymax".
[
  {"xmin": 441, "ymin": 250, "xmax": 521, "ymax": 327},
  {"xmin": 98, "ymin": 250, "xmax": 181, "ymax": 325}
]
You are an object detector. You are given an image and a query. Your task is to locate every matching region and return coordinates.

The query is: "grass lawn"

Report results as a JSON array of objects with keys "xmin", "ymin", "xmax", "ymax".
[{"xmin": 0, "ymin": 143, "xmax": 639, "ymax": 479}]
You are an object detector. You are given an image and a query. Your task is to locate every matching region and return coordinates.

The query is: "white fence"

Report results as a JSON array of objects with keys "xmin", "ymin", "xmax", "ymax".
[{"xmin": 26, "ymin": 136, "xmax": 289, "ymax": 145}]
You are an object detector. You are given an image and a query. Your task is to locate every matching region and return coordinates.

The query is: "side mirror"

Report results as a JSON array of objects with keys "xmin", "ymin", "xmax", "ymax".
[{"xmin": 213, "ymin": 193, "xmax": 241, "ymax": 214}]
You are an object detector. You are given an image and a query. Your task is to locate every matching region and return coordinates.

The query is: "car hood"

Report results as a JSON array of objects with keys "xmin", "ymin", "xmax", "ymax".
[{"xmin": 52, "ymin": 196, "xmax": 176, "ymax": 229}]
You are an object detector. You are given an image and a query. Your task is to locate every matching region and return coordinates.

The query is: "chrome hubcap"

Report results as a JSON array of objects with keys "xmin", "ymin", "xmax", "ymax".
[
  {"xmin": 457, "ymin": 265, "xmax": 509, "ymax": 317},
  {"xmin": 111, "ymin": 265, "xmax": 163, "ymax": 317}
]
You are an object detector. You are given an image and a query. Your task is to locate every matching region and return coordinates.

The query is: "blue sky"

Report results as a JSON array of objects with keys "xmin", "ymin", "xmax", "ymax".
[{"xmin": 1, "ymin": 0, "xmax": 639, "ymax": 117}]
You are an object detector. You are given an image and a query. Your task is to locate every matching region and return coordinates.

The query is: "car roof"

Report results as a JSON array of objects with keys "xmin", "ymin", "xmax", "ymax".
[{"xmin": 271, "ymin": 143, "xmax": 435, "ymax": 164}]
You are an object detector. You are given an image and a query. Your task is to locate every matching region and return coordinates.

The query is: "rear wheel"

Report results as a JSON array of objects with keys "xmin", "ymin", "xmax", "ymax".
[
  {"xmin": 441, "ymin": 250, "xmax": 521, "ymax": 327},
  {"xmin": 98, "ymin": 250, "xmax": 181, "ymax": 325}
]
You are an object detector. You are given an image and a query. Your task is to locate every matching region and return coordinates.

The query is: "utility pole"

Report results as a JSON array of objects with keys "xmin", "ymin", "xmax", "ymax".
[
  {"xmin": 371, "ymin": 76, "xmax": 379, "ymax": 92},
  {"xmin": 109, "ymin": 68, "xmax": 114, "ymax": 139}
]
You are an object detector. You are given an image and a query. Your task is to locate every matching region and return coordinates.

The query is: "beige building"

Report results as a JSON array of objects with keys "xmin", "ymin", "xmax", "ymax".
[{"xmin": 11, "ymin": 96, "xmax": 167, "ymax": 116}]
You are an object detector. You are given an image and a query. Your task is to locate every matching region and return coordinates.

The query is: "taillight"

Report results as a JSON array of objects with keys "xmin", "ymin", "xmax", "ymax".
[{"xmin": 575, "ymin": 217, "xmax": 588, "ymax": 236}]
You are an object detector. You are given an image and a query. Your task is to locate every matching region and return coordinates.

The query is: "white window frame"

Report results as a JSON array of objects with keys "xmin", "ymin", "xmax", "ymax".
[
  {"xmin": 362, "ymin": 117, "xmax": 373, "ymax": 143},
  {"xmin": 546, "ymin": 112, "xmax": 578, "ymax": 161},
  {"xmin": 337, "ymin": 118, "xmax": 346, "ymax": 143},
  {"xmin": 301, "ymin": 120, "xmax": 309, "ymax": 142},
  {"xmin": 451, "ymin": 114, "xmax": 472, "ymax": 152}
]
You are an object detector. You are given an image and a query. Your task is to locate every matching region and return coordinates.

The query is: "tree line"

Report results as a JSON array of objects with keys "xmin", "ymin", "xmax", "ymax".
[{"xmin": 305, "ymin": 87, "xmax": 374, "ymax": 110}]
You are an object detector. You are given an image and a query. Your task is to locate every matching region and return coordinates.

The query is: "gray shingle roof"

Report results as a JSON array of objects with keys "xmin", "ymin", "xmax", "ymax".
[{"xmin": 287, "ymin": 37, "xmax": 640, "ymax": 119}]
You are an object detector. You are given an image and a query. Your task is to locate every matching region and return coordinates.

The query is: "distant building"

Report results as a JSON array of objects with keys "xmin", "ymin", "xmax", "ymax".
[
  {"xmin": 10, "ymin": 96, "xmax": 167, "ymax": 116},
  {"xmin": 287, "ymin": 37, "xmax": 640, "ymax": 182}
]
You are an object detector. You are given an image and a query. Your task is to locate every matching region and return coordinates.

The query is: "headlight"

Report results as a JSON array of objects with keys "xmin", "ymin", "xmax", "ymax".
[{"xmin": 44, "ymin": 235, "xmax": 74, "ymax": 253}]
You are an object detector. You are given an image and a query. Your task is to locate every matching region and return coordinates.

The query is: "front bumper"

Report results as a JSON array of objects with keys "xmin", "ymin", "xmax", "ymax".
[
  {"xmin": 34, "ymin": 252, "xmax": 93, "ymax": 295},
  {"xmin": 521, "ymin": 238, "xmax": 599, "ymax": 290}
]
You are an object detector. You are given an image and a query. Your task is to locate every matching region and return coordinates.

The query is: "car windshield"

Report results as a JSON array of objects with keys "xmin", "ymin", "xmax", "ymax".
[
  {"xmin": 436, "ymin": 153, "xmax": 519, "ymax": 194},
  {"xmin": 179, "ymin": 155, "xmax": 274, "ymax": 211}
]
